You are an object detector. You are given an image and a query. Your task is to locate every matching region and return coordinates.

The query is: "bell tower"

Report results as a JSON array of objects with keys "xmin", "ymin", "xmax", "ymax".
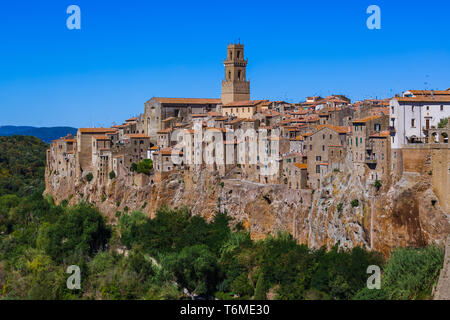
[{"xmin": 221, "ymin": 43, "xmax": 250, "ymax": 105}]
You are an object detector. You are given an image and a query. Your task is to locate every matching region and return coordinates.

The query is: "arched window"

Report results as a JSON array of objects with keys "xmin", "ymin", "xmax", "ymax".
[
  {"xmin": 237, "ymin": 50, "xmax": 241, "ymax": 59},
  {"xmin": 237, "ymin": 70, "xmax": 241, "ymax": 80},
  {"xmin": 228, "ymin": 71, "xmax": 231, "ymax": 80},
  {"xmin": 229, "ymin": 51, "xmax": 232, "ymax": 60}
]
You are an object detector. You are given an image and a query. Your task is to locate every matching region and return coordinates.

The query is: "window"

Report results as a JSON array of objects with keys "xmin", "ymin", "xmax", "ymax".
[
  {"xmin": 441, "ymin": 105, "xmax": 444, "ymax": 111},
  {"xmin": 330, "ymin": 134, "xmax": 332, "ymax": 140},
  {"xmin": 391, "ymin": 106, "xmax": 394, "ymax": 114},
  {"xmin": 316, "ymin": 165, "xmax": 321, "ymax": 173},
  {"xmin": 322, "ymin": 145, "xmax": 325, "ymax": 151},
  {"xmin": 237, "ymin": 50, "xmax": 241, "ymax": 59},
  {"xmin": 411, "ymin": 106, "xmax": 414, "ymax": 112},
  {"xmin": 238, "ymin": 70, "xmax": 241, "ymax": 80},
  {"xmin": 309, "ymin": 145, "xmax": 312, "ymax": 151},
  {"xmin": 316, "ymin": 156, "xmax": 322, "ymax": 161},
  {"xmin": 411, "ymin": 119, "xmax": 415, "ymax": 128},
  {"xmin": 426, "ymin": 106, "xmax": 430, "ymax": 110},
  {"xmin": 323, "ymin": 134, "xmax": 325, "ymax": 140}
]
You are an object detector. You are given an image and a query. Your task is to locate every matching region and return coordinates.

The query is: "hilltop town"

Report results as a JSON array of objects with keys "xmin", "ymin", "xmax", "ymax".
[{"xmin": 46, "ymin": 43, "xmax": 450, "ymax": 254}]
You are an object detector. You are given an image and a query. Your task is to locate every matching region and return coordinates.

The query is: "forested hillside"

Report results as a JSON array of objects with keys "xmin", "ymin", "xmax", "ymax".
[
  {"xmin": 0, "ymin": 136, "xmax": 444, "ymax": 300},
  {"xmin": 0, "ymin": 135, "xmax": 48, "ymax": 196},
  {"xmin": 0, "ymin": 126, "xmax": 77, "ymax": 143}
]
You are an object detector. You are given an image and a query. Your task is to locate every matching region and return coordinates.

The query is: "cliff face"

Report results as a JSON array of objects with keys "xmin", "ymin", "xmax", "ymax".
[{"xmin": 45, "ymin": 166, "xmax": 450, "ymax": 256}]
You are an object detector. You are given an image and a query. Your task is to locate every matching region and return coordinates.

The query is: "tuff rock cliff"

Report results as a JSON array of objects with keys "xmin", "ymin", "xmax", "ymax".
[{"xmin": 45, "ymin": 166, "xmax": 449, "ymax": 257}]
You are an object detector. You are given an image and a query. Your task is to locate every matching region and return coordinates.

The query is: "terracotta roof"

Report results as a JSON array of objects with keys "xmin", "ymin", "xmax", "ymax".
[
  {"xmin": 229, "ymin": 118, "xmax": 245, "ymax": 124},
  {"xmin": 394, "ymin": 96, "xmax": 450, "ymax": 103},
  {"xmin": 155, "ymin": 147, "xmax": 183, "ymax": 155},
  {"xmin": 369, "ymin": 131, "xmax": 390, "ymax": 138},
  {"xmin": 223, "ymin": 100, "xmax": 258, "ymax": 107},
  {"xmin": 79, "ymin": 128, "xmax": 116, "ymax": 134},
  {"xmin": 149, "ymin": 97, "xmax": 221, "ymax": 105},
  {"xmin": 407, "ymin": 90, "xmax": 450, "ymax": 96},
  {"xmin": 294, "ymin": 163, "xmax": 307, "ymax": 169},
  {"xmin": 315, "ymin": 124, "xmax": 351, "ymax": 134},
  {"xmin": 352, "ymin": 115, "xmax": 382, "ymax": 123},
  {"xmin": 191, "ymin": 114, "xmax": 208, "ymax": 117},
  {"xmin": 150, "ymin": 146, "xmax": 159, "ymax": 150},
  {"xmin": 65, "ymin": 139, "xmax": 76, "ymax": 143},
  {"xmin": 319, "ymin": 163, "xmax": 329, "ymax": 166},
  {"xmin": 125, "ymin": 117, "xmax": 137, "ymax": 122},
  {"xmin": 162, "ymin": 117, "xmax": 176, "ymax": 122},
  {"xmin": 207, "ymin": 111, "xmax": 222, "ymax": 117},
  {"xmin": 92, "ymin": 135, "xmax": 110, "ymax": 140},
  {"xmin": 127, "ymin": 134, "xmax": 150, "ymax": 139},
  {"xmin": 157, "ymin": 128, "xmax": 172, "ymax": 134}
]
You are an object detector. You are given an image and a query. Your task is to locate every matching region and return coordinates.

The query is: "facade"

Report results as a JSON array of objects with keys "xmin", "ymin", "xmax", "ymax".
[
  {"xmin": 389, "ymin": 90, "xmax": 450, "ymax": 149},
  {"xmin": 221, "ymin": 43, "xmax": 250, "ymax": 105}
]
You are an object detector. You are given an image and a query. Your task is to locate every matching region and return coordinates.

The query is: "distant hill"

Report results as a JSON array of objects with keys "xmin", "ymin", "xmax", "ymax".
[{"xmin": 0, "ymin": 126, "xmax": 78, "ymax": 143}]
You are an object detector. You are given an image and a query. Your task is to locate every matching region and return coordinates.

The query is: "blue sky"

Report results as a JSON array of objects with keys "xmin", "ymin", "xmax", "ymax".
[{"xmin": 0, "ymin": 0, "xmax": 449, "ymax": 127}]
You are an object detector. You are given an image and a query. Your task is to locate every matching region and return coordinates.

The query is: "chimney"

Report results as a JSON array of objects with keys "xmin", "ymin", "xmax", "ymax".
[{"xmin": 431, "ymin": 89, "xmax": 434, "ymax": 100}]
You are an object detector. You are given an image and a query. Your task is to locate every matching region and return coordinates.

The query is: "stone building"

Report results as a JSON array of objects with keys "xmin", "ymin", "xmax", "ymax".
[
  {"xmin": 305, "ymin": 125, "xmax": 350, "ymax": 189},
  {"xmin": 144, "ymin": 97, "xmax": 220, "ymax": 143},
  {"xmin": 389, "ymin": 90, "xmax": 450, "ymax": 148},
  {"xmin": 221, "ymin": 43, "xmax": 250, "ymax": 105},
  {"xmin": 349, "ymin": 114, "xmax": 388, "ymax": 178},
  {"xmin": 76, "ymin": 128, "xmax": 116, "ymax": 175}
]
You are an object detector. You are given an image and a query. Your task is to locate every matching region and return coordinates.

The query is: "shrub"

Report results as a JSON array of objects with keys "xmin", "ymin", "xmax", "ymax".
[
  {"xmin": 109, "ymin": 171, "xmax": 116, "ymax": 180},
  {"xmin": 337, "ymin": 203, "xmax": 343, "ymax": 212},
  {"xmin": 130, "ymin": 163, "xmax": 138, "ymax": 172},
  {"xmin": 254, "ymin": 272, "xmax": 266, "ymax": 300},
  {"xmin": 374, "ymin": 180, "xmax": 382, "ymax": 191},
  {"xmin": 86, "ymin": 173, "xmax": 94, "ymax": 182},
  {"xmin": 136, "ymin": 159, "xmax": 153, "ymax": 175},
  {"xmin": 381, "ymin": 246, "xmax": 444, "ymax": 299},
  {"xmin": 351, "ymin": 199, "xmax": 359, "ymax": 208}
]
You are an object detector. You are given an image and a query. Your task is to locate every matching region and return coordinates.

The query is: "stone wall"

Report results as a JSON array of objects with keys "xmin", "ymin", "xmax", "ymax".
[{"xmin": 431, "ymin": 146, "xmax": 450, "ymax": 213}]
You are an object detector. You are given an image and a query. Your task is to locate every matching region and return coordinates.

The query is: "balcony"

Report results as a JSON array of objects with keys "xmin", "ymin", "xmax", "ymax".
[
  {"xmin": 365, "ymin": 155, "xmax": 377, "ymax": 164},
  {"xmin": 388, "ymin": 126, "xmax": 396, "ymax": 136}
]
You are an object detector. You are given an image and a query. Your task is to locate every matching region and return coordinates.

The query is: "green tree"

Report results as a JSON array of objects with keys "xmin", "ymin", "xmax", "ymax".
[
  {"xmin": 254, "ymin": 272, "xmax": 266, "ymax": 300},
  {"xmin": 136, "ymin": 159, "xmax": 153, "ymax": 175},
  {"xmin": 163, "ymin": 245, "xmax": 220, "ymax": 296},
  {"xmin": 38, "ymin": 203, "xmax": 111, "ymax": 263}
]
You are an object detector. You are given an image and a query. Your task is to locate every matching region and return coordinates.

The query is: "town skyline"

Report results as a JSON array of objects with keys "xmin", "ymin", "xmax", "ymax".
[{"xmin": 1, "ymin": 0, "xmax": 450, "ymax": 128}]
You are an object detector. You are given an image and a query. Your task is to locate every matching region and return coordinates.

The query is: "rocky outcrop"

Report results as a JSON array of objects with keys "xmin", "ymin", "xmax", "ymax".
[{"xmin": 45, "ymin": 166, "xmax": 450, "ymax": 256}]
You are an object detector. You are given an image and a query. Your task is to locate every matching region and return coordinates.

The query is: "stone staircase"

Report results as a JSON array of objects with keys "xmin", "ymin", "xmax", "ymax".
[{"xmin": 434, "ymin": 236, "xmax": 450, "ymax": 300}]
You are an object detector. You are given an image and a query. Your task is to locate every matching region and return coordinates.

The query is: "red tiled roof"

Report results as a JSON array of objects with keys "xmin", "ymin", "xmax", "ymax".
[
  {"xmin": 127, "ymin": 134, "xmax": 150, "ymax": 139},
  {"xmin": 79, "ymin": 128, "xmax": 116, "ymax": 134},
  {"xmin": 150, "ymin": 97, "xmax": 221, "ymax": 105}
]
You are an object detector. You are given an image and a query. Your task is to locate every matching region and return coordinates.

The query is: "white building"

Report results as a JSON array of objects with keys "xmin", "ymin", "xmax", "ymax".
[{"xmin": 389, "ymin": 89, "xmax": 450, "ymax": 148}]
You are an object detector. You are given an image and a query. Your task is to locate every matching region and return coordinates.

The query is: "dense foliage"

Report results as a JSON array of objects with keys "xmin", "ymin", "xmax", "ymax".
[
  {"xmin": 0, "ymin": 135, "xmax": 48, "ymax": 196},
  {"xmin": 0, "ymin": 136, "xmax": 445, "ymax": 300}
]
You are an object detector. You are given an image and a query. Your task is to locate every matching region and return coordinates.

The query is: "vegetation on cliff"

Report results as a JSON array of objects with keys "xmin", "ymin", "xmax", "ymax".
[{"xmin": 0, "ymin": 136, "xmax": 444, "ymax": 300}]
